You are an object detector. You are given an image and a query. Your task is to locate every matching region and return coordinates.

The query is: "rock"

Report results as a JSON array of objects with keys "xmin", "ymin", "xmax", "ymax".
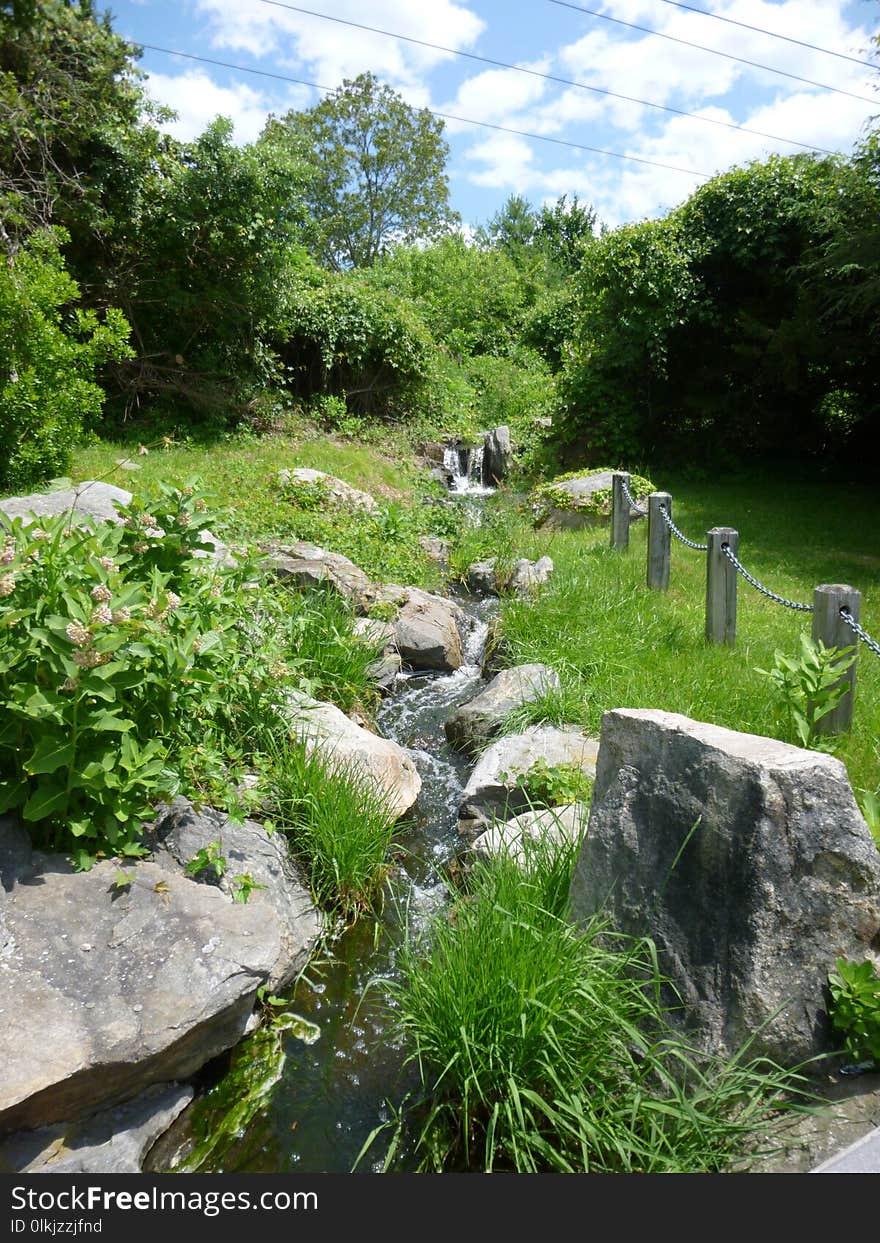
[
  {"xmin": 568, "ymin": 709, "xmax": 880, "ymax": 1067},
  {"xmin": 366, "ymin": 652, "xmax": 403, "ymax": 691},
  {"xmin": 0, "ymin": 1083, "xmax": 193, "ymax": 1174},
  {"xmin": 0, "ymin": 481, "xmax": 133, "ymax": 529},
  {"xmin": 367, "ymin": 584, "xmax": 466, "ymax": 672},
  {"xmin": 481, "ymin": 616, "xmax": 510, "ymax": 678},
  {"xmin": 0, "ymin": 822, "xmax": 281, "ymax": 1134},
  {"xmin": 428, "ymin": 467, "xmax": 453, "ymax": 487},
  {"xmin": 508, "ymin": 556, "xmax": 554, "ymax": 596},
  {"xmin": 352, "ymin": 617, "xmax": 397, "ymax": 653},
  {"xmin": 146, "ymin": 798, "xmax": 321, "ymax": 993},
  {"xmin": 286, "ymin": 692, "xmax": 421, "ymax": 820},
  {"xmin": 534, "ymin": 471, "xmax": 645, "ymax": 530},
  {"xmin": 535, "ymin": 416, "xmax": 553, "ymax": 429},
  {"xmin": 466, "ymin": 557, "xmax": 554, "ymax": 598},
  {"xmin": 278, "ymin": 467, "xmax": 378, "ymax": 513},
  {"xmin": 445, "ymin": 664, "xmax": 561, "ymax": 753},
  {"xmin": 266, "ymin": 542, "xmax": 373, "ymax": 606},
  {"xmin": 482, "ymin": 426, "xmax": 513, "ymax": 485},
  {"xmin": 466, "ymin": 559, "xmax": 499, "ymax": 596},
  {"xmin": 458, "ymin": 725, "xmax": 599, "ymax": 836},
  {"xmin": 421, "ymin": 441, "xmax": 447, "ymax": 466},
  {"xmin": 472, "ymin": 804, "xmax": 588, "ymax": 866},
  {"xmin": 418, "ymin": 535, "xmax": 449, "ymax": 563}
]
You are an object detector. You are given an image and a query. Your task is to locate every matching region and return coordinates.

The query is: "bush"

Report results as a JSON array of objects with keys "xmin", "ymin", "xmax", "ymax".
[{"xmin": 0, "ymin": 230, "xmax": 131, "ymax": 490}]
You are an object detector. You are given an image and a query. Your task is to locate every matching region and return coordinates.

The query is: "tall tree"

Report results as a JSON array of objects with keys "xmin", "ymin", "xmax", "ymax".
[{"xmin": 265, "ymin": 73, "xmax": 458, "ymax": 270}]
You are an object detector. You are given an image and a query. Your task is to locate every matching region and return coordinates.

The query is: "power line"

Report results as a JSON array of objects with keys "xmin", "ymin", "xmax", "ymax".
[
  {"xmin": 136, "ymin": 43, "xmax": 713, "ymax": 178},
  {"xmin": 251, "ymin": 0, "xmax": 838, "ymax": 155},
  {"xmin": 548, "ymin": 0, "xmax": 879, "ymax": 106},
  {"xmin": 649, "ymin": 0, "xmax": 880, "ymax": 71}
]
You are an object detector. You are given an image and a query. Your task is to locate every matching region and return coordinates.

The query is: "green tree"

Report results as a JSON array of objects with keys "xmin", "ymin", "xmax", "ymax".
[{"xmin": 265, "ymin": 73, "xmax": 458, "ymax": 270}]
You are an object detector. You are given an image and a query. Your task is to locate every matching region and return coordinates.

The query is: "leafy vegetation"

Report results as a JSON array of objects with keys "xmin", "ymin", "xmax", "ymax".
[
  {"xmin": 377, "ymin": 835, "xmax": 810, "ymax": 1172},
  {"xmin": 828, "ymin": 958, "xmax": 880, "ymax": 1066},
  {"xmin": 756, "ymin": 635, "xmax": 857, "ymax": 751}
]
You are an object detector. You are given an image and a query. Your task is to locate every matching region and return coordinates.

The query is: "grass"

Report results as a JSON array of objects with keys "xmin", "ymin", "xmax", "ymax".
[
  {"xmin": 378, "ymin": 833, "xmax": 812, "ymax": 1173},
  {"xmin": 491, "ymin": 468, "xmax": 880, "ymax": 798}
]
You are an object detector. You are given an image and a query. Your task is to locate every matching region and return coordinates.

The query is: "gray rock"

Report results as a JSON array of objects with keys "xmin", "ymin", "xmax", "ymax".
[
  {"xmin": 352, "ymin": 617, "xmax": 397, "ymax": 653},
  {"xmin": 418, "ymin": 535, "xmax": 450, "ymax": 563},
  {"xmin": 483, "ymin": 426, "xmax": 513, "ymax": 485},
  {"xmin": 0, "ymin": 825, "xmax": 280, "ymax": 1133},
  {"xmin": 466, "ymin": 559, "xmax": 500, "ymax": 596},
  {"xmin": 147, "ymin": 798, "xmax": 321, "ymax": 992},
  {"xmin": 472, "ymin": 804, "xmax": 588, "ymax": 866},
  {"xmin": 481, "ymin": 616, "xmax": 510, "ymax": 678},
  {"xmin": 369, "ymin": 584, "xmax": 466, "ymax": 672},
  {"xmin": 285, "ymin": 692, "xmax": 421, "ymax": 820},
  {"xmin": 508, "ymin": 556, "xmax": 554, "ymax": 596},
  {"xmin": 459, "ymin": 725, "xmax": 600, "ymax": 835},
  {"xmin": 0, "ymin": 481, "xmax": 133, "ymax": 529},
  {"xmin": 278, "ymin": 467, "xmax": 378, "ymax": 513},
  {"xmin": 366, "ymin": 652, "xmax": 403, "ymax": 691},
  {"xmin": 535, "ymin": 471, "xmax": 645, "ymax": 530},
  {"xmin": 0, "ymin": 1083, "xmax": 193, "ymax": 1174},
  {"xmin": 267, "ymin": 542, "xmax": 373, "ymax": 606},
  {"xmin": 445, "ymin": 664, "xmax": 561, "ymax": 753},
  {"xmin": 568, "ymin": 709, "xmax": 880, "ymax": 1067}
]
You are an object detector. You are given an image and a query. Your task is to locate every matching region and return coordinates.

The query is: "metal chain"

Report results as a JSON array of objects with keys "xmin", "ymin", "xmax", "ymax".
[
  {"xmin": 839, "ymin": 608, "xmax": 880, "ymax": 659},
  {"xmin": 721, "ymin": 544, "xmax": 813, "ymax": 612},
  {"xmin": 658, "ymin": 504, "xmax": 708, "ymax": 552},
  {"xmin": 619, "ymin": 476, "xmax": 648, "ymax": 516}
]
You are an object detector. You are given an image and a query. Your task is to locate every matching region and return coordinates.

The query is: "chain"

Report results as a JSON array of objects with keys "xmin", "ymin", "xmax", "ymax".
[
  {"xmin": 839, "ymin": 608, "xmax": 880, "ymax": 659},
  {"xmin": 721, "ymin": 544, "xmax": 813, "ymax": 612},
  {"xmin": 619, "ymin": 476, "xmax": 648, "ymax": 517},
  {"xmin": 658, "ymin": 504, "xmax": 708, "ymax": 552}
]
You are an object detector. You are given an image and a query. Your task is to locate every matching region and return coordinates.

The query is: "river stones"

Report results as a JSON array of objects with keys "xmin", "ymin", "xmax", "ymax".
[
  {"xmin": 285, "ymin": 692, "xmax": 421, "ymax": 820},
  {"xmin": 471, "ymin": 803, "xmax": 588, "ymax": 867},
  {"xmin": 466, "ymin": 557, "xmax": 554, "ymax": 597},
  {"xmin": 266, "ymin": 542, "xmax": 374, "ymax": 605},
  {"xmin": 278, "ymin": 468, "xmax": 379, "ymax": 513},
  {"xmin": 458, "ymin": 725, "xmax": 599, "ymax": 836},
  {"xmin": 367, "ymin": 584, "xmax": 467, "ymax": 672},
  {"xmin": 445, "ymin": 664, "xmax": 561, "ymax": 754}
]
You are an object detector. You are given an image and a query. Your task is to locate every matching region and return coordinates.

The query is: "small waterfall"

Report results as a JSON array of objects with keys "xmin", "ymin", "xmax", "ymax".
[{"xmin": 442, "ymin": 440, "xmax": 495, "ymax": 497}]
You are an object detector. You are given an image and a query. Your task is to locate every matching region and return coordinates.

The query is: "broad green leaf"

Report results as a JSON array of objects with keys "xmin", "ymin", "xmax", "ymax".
[
  {"xmin": 24, "ymin": 737, "xmax": 75, "ymax": 775},
  {"xmin": 22, "ymin": 782, "xmax": 68, "ymax": 822}
]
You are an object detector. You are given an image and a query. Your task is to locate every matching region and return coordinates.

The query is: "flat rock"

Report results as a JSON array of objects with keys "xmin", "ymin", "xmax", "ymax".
[
  {"xmin": 472, "ymin": 803, "xmax": 588, "ymax": 866},
  {"xmin": 568, "ymin": 709, "xmax": 880, "ymax": 1067},
  {"xmin": 286, "ymin": 693, "xmax": 421, "ymax": 820},
  {"xmin": 278, "ymin": 468, "xmax": 378, "ymax": 512},
  {"xmin": 445, "ymin": 664, "xmax": 560, "ymax": 753},
  {"xmin": 459, "ymin": 725, "xmax": 600, "ymax": 836},
  {"xmin": 0, "ymin": 482, "xmax": 133, "ymax": 529},
  {"xmin": 367, "ymin": 584, "xmax": 466, "ymax": 672},
  {"xmin": 0, "ymin": 821, "xmax": 280, "ymax": 1134},
  {"xmin": 267, "ymin": 542, "xmax": 373, "ymax": 606},
  {"xmin": 146, "ymin": 798, "xmax": 322, "ymax": 992},
  {"xmin": 0, "ymin": 1083, "xmax": 193, "ymax": 1174}
]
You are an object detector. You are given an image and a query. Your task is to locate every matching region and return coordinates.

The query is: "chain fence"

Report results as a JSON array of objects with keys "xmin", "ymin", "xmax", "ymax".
[{"xmin": 614, "ymin": 471, "xmax": 880, "ymax": 660}]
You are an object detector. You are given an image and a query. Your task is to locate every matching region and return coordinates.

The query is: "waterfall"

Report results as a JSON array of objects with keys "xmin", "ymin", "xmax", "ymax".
[{"xmin": 442, "ymin": 440, "xmax": 494, "ymax": 496}]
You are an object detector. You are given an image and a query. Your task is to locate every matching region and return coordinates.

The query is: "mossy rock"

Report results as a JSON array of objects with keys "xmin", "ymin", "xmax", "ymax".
[{"xmin": 529, "ymin": 468, "xmax": 654, "ymax": 528}]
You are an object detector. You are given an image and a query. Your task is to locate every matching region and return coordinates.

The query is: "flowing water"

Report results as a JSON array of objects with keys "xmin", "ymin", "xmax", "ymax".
[{"xmin": 148, "ymin": 466, "xmax": 496, "ymax": 1175}]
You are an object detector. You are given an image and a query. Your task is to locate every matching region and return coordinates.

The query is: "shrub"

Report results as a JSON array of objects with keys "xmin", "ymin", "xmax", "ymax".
[{"xmin": 0, "ymin": 230, "xmax": 131, "ymax": 490}]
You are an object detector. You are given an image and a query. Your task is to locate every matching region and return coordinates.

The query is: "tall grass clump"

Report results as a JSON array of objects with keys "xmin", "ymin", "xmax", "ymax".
[
  {"xmin": 380, "ymin": 834, "xmax": 809, "ymax": 1172},
  {"xmin": 262, "ymin": 740, "xmax": 398, "ymax": 923}
]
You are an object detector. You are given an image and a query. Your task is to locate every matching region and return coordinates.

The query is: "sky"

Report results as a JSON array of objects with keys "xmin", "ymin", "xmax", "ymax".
[{"xmin": 110, "ymin": 0, "xmax": 879, "ymax": 230}]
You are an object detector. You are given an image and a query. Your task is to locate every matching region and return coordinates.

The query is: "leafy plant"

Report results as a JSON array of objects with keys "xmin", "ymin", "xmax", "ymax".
[
  {"xmin": 857, "ymin": 788, "xmax": 880, "ymax": 849},
  {"xmin": 513, "ymin": 757, "xmax": 594, "ymax": 808},
  {"xmin": 828, "ymin": 958, "xmax": 880, "ymax": 1066},
  {"xmin": 756, "ymin": 633, "xmax": 856, "ymax": 750},
  {"xmin": 230, "ymin": 872, "xmax": 267, "ymax": 904},
  {"xmin": 184, "ymin": 840, "xmax": 227, "ymax": 880}
]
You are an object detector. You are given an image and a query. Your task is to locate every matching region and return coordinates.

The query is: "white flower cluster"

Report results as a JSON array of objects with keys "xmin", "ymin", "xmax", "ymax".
[{"xmin": 0, "ymin": 573, "xmax": 15, "ymax": 598}]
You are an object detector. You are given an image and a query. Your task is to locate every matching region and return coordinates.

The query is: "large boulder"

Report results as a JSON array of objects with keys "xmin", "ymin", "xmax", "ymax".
[
  {"xmin": 472, "ymin": 803, "xmax": 588, "ymax": 867},
  {"xmin": 0, "ymin": 481, "xmax": 133, "ymax": 529},
  {"xmin": 445, "ymin": 664, "xmax": 561, "ymax": 754},
  {"xmin": 146, "ymin": 798, "xmax": 321, "ymax": 992},
  {"xmin": 482, "ymin": 426, "xmax": 513, "ymax": 485},
  {"xmin": 286, "ymin": 693, "xmax": 421, "ymax": 820},
  {"xmin": 459, "ymin": 725, "xmax": 599, "ymax": 836},
  {"xmin": 532, "ymin": 471, "xmax": 647, "ymax": 530},
  {"xmin": 278, "ymin": 467, "xmax": 378, "ymax": 513},
  {"xmin": 0, "ymin": 1083, "xmax": 193, "ymax": 1174},
  {"xmin": 266, "ymin": 542, "xmax": 374, "ymax": 606},
  {"xmin": 568, "ymin": 709, "xmax": 880, "ymax": 1067},
  {"xmin": 0, "ymin": 818, "xmax": 282, "ymax": 1134}
]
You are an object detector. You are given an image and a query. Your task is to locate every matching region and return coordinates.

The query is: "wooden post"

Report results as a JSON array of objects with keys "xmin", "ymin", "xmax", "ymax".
[
  {"xmin": 812, "ymin": 583, "xmax": 861, "ymax": 735},
  {"xmin": 647, "ymin": 492, "xmax": 672, "ymax": 591},
  {"xmin": 705, "ymin": 527, "xmax": 738, "ymax": 646},
  {"xmin": 611, "ymin": 472, "xmax": 630, "ymax": 552}
]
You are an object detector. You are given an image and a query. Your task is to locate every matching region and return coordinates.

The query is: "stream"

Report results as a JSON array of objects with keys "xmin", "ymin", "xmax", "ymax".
[{"xmin": 147, "ymin": 468, "xmax": 495, "ymax": 1174}]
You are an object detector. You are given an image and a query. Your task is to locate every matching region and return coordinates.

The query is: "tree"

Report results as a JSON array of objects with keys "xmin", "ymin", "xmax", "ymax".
[
  {"xmin": 476, "ymin": 193, "xmax": 537, "ymax": 260},
  {"xmin": 265, "ymin": 73, "xmax": 458, "ymax": 270}
]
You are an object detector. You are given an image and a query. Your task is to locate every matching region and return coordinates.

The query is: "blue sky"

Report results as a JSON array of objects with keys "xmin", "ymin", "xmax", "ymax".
[{"xmin": 112, "ymin": 0, "xmax": 879, "ymax": 230}]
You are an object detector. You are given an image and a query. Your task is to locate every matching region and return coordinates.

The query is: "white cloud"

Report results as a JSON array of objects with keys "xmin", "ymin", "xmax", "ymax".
[
  {"xmin": 194, "ymin": 0, "xmax": 485, "ymax": 93},
  {"xmin": 444, "ymin": 59, "xmax": 552, "ymax": 123},
  {"xmin": 142, "ymin": 69, "xmax": 308, "ymax": 143},
  {"xmin": 463, "ymin": 132, "xmax": 538, "ymax": 187}
]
